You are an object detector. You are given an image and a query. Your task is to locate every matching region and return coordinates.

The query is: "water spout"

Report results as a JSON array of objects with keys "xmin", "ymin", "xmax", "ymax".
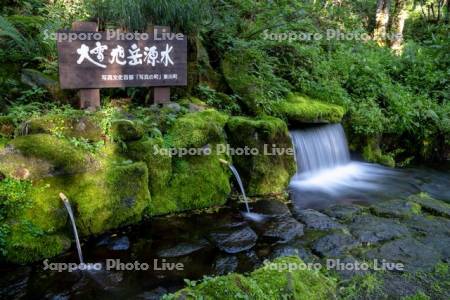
[
  {"xmin": 227, "ymin": 165, "xmax": 251, "ymax": 213},
  {"xmin": 60, "ymin": 193, "xmax": 84, "ymax": 264}
]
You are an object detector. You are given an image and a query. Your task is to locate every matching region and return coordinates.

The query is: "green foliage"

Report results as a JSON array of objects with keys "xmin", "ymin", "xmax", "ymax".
[
  {"xmin": 86, "ymin": 0, "xmax": 210, "ymax": 32},
  {"xmin": 339, "ymin": 273, "xmax": 385, "ymax": 300},
  {"xmin": 196, "ymin": 84, "xmax": 241, "ymax": 115},
  {"xmin": 222, "ymin": 44, "xmax": 291, "ymax": 115},
  {"xmin": 164, "ymin": 256, "xmax": 336, "ymax": 299}
]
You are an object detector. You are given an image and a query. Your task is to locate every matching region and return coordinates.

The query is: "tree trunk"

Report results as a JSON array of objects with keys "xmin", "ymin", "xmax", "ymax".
[
  {"xmin": 374, "ymin": 0, "xmax": 391, "ymax": 45},
  {"xmin": 390, "ymin": 0, "xmax": 408, "ymax": 53}
]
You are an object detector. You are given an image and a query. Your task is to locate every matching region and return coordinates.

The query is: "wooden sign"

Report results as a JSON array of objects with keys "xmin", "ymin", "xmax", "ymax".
[{"xmin": 57, "ymin": 30, "xmax": 187, "ymax": 89}]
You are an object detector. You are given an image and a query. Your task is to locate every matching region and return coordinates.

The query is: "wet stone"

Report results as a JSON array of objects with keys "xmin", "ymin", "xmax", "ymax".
[
  {"xmin": 156, "ymin": 239, "xmax": 209, "ymax": 258},
  {"xmin": 418, "ymin": 234, "xmax": 450, "ymax": 262},
  {"xmin": 208, "ymin": 226, "xmax": 257, "ymax": 254},
  {"xmin": 349, "ymin": 215, "xmax": 410, "ymax": 244},
  {"xmin": 410, "ymin": 194, "xmax": 450, "ymax": 218},
  {"xmin": 270, "ymin": 243, "xmax": 314, "ymax": 263},
  {"xmin": 365, "ymin": 237, "xmax": 442, "ymax": 272},
  {"xmin": 260, "ymin": 216, "xmax": 304, "ymax": 242},
  {"xmin": 213, "ymin": 255, "xmax": 239, "ymax": 275},
  {"xmin": 294, "ymin": 209, "xmax": 342, "ymax": 230},
  {"xmin": 312, "ymin": 232, "xmax": 360, "ymax": 258},
  {"xmin": 405, "ymin": 214, "xmax": 450, "ymax": 236},
  {"xmin": 97, "ymin": 236, "xmax": 130, "ymax": 251},
  {"xmin": 250, "ymin": 199, "xmax": 291, "ymax": 216},
  {"xmin": 380, "ymin": 273, "xmax": 422, "ymax": 299},
  {"xmin": 322, "ymin": 204, "xmax": 364, "ymax": 221},
  {"xmin": 370, "ymin": 199, "xmax": 421, "ymax": 219},
  {"xmin": 331, "ymin": 256, "xmax": 369, "ymax": 280}
]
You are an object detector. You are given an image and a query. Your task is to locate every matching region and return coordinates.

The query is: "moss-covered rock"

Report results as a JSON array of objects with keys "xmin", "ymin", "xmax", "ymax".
[
  {"xmin": 8, "ymin": 134, "xmax": 94, "ymax": 175},
  {"xmin": 409, "ymin": 193, "xmax": 450, "ymax": 218},
  {"xmin": 362, "ymin": 137, "xmax": 395, "ymax": 167},
  {"xmin": 273, "ymin": 94, "xmax": 345, "ymax": 124},
  {"xmin": 111, "ymin": 119, "xmax": 144, "ymax": 142},
  {"xmin": 1, "ymin": 179, "xmax": 71, "ymax": 264},
  {"xmin": 125, "ymin": 110, "xmax": 231, "ymax": 216},
  {"xmin": 164, "ymin": 256, "xmax": 336, "ymax": 299},
  {"xmin": 34, "ymin": 161, "xmax": 150, "ymax": 236},
  {"xmin": 226, "ymin": 116, "xmax": 296, "ymax": 196},
  {"xmin": 23, "ymin": 114, "xmax": 103, "ymax": 142},
  {"xmin": 167, "ymin": 109, "xmax": 228, "ymax": 148}
]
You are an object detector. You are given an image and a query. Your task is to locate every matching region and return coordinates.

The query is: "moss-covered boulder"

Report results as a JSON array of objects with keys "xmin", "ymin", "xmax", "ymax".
[
  {"xmin": 4, "ymin": 134, "xmax": 95, "ymax": 176},
  {"xmin": 362, "ymin": 137, "xmax": 395, "ymax": 167},
  {"xmin": 164, "ymin": 256, "xmax": 336, "ymax": 299},
  {"xmin": 111, "ymin": 119, "xmax": 144, "ymax": 142},
  {"xmin": 125, "ymin": 110, "xmax": 231, "ymax": 215},
  {"xmin": 24, "ymin": 114, "xmax": 103, "ymax": 142},
  {"xmin": 34, "ymin": 161, "xmax": 150, "ymax": 236},
  {"xmin": 226, "ymin": 116, "xmax": 296, "ymax": 196},
  {"xmin": 273, "ymin": 94, "xmax": 345, "ymax": 124},
  {"xmin": 1, "ymin": 179, "xmax": 71, "ymax": 264}
]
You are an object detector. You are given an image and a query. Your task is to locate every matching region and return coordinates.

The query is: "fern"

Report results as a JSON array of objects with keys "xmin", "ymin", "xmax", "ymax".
[{"xmin": 0, "ymin": 15, "xmax": 34, "ymax": 54}]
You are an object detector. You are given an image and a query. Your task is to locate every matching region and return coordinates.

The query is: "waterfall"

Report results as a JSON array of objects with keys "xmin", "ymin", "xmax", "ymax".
[
  {"xmin": 290, "ymin": 124, "xmax": 350, "ymax": 174},
  {"xmin": 288, "ymin": 123, "xmax": 419, "ymax": 209},
  {"xmin": 60, "ymin": 193, "xmax": 84, "ymax": 264}
]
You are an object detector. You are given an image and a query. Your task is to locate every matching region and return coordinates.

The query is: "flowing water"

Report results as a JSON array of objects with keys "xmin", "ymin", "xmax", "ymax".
[
  {"xmin": 228, "ymin": 165, "xmax": 265, "ymax": 222},
  {"xmin": 289, "ymin": 124, "xmax": 450, "ymax": 210},
  {"xmin": 60, "ymin": 194, "xmax": 84, "ymax": 264}
]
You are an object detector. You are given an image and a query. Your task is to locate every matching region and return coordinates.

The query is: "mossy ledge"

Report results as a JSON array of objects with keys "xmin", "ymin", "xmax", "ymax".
[
  {"xmin": 163, "ymin": 256, "xmax": 336, "ymax": 299},
  {"xmin": 273, "ymin": 94, "xmax": 345, "ymax": 124}
]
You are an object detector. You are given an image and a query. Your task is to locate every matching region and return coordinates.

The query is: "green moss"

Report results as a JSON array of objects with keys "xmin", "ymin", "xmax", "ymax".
[
  {"xmin": 33, "ymin": 162, "xmax": 151, "ymax": 236},
  {"xmin": 124, "ymin": 110, "xmax": 231, "ymax": 216},
  {"xmin": 24, "ymin": 113, "xmax": 103, "ymax": 142},
  {"xmin": 164, "ymin": 256, "xmax": 336, "ymax": 299},
  {"xmin": 409, "ymin": 193, "xmax": 450, "ymax": 218},
  {"xmin": 152, "ymin": 151, "xmax": 231, "ymax": 215},
  {"xmin": 226, "ymin": 116, "xmax": 296, "ymax": 195},
  {"xmin": 362, "ymin": 137, "xmax": 395, "ymax": 167},
  {"xmin": 273, "ymin": 94, "xmax": 345, "ymax": 124},
  {"xmin": 167, "ymin": 109, "xmax": 228, "ymax": 149},
  {"xmin": 339, "ymin": 273, "xmax": 385, "ymax": 299},
  {"xmin": 1, "ymin": 179, "xmax": 71, "ymax": 263},
  {"xmin": 111, "ymin": 119, "xmax": 144, "ymax": 142},
  {"xmin": 10, "ymin": 134, "xmax": 92, "ymax": 174}
]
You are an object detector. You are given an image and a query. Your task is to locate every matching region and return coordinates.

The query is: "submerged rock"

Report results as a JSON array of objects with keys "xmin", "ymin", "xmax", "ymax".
[
  {"xmin": 259, "ymin": 216, "xmax": 304, "ymax": 242},
  {"xmin": 349, "ymin": 215, "xmax": 410, "ymax": 244},
  {"xmin": 213, "ymin": 255, "xmax": 239, "ymax": 275},
  {"xmin": 137, "ymin": 287, "xmax": 168, "ymax": 300},
  {"xmin": 365, "ymin": 238, "xmax": 442, "ymax": 272},
  {"xmin": 312, "ymin": 232, "xmax": 360, "ymax": 257},
  {"xmin": 157, "ymin": 239, "xmax": 209, "ymax": 258},
  {"xmin": 270, "ymin": 243, "xmax": 314, "ymax": 262},
  {"xmin": 107, "ymin": 236, "xmax": 130, "ymax": 251},
  {"xmin": 293, "ymin": 209, "xmax": 342, "ymax": 230},
  {"xmin": 250, "ymin": 199, "xmax": 291, "ymax": 216},
  {"xmin": 208, "ymin": 226, "xmax": 257, "ymax": 254}
]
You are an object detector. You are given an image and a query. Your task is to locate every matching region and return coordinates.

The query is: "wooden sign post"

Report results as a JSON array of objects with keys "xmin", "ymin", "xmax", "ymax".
[
  {"xmin": 57, "ymin": 23, "xmax": 187, "ymax": 109},
  {"xmin": 71, "ymin": 21, "xmax": 101, "ymax": 110}
]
